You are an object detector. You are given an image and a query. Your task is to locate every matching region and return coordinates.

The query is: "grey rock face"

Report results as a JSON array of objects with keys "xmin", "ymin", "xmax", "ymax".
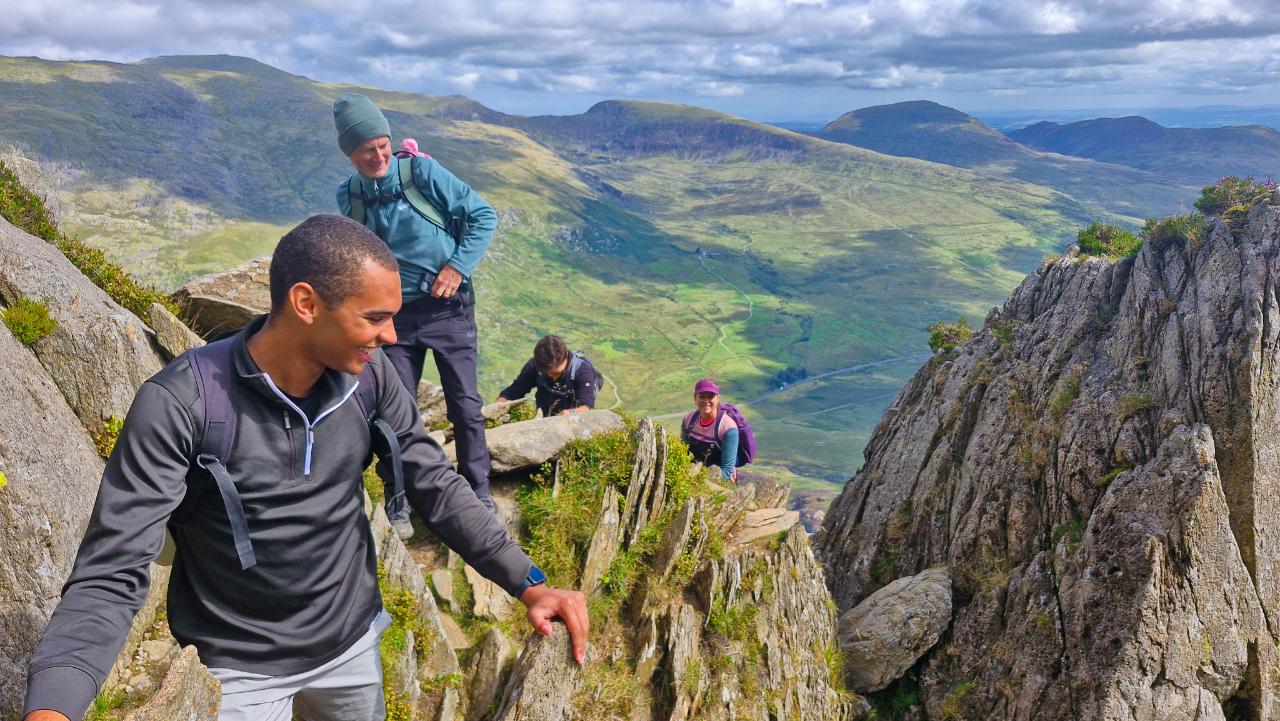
[
  {"xmin": 481, "ymin": 410, "xmax": 624, "ymax": 474},
  {"xmin": 173, "ymin": 256, "xmax": 270, "ymax": 337},
  {"xmin": 149, "ymin": 302, "xmax": 204, "ymax": 361},
  {"xmin": 731, "ymin": 507, "xmax": 800, "ymax": 545},
  {"xmin": 467, "ymin": 627, "xmax": 514, "ymax": 721},
  {"xmin": 579, "ymin": 485, "xmax": 622, "ymax": 596},
  {"xmin": 0, "ymin": 217, "xmax": 163, "ymax": 427},
  {"xmin": 818, "ymin": 204, "xmax": 1280, "ymax": 719},
  {"xmin": 838, "ymin": 567, "xmax": 952, "ymax": 693},
  {"xmin": 493, "ymin": 624, "xmax": 579, "ymax": 721},
  {"xmin": 121, "ymin": 646, "xmax": 220, "ymax": 721},
  {"xmin": 0, "ymin": 325, "xmax": 106, "ymax": 717}
]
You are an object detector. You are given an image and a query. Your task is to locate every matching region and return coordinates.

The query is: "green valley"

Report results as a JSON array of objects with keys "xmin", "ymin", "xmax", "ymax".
[{"xmin": 0, "ymin": 54, "xmax": 1180, "ymax": 508}]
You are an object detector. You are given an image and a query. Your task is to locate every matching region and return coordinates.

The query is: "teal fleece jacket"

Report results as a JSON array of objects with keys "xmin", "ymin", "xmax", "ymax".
[{"xmin": 338, "ymin": 156, "xmax": 497, "ymax": 301}]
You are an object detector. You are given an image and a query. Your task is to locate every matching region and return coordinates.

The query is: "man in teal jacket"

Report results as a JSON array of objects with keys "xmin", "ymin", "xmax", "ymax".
[{"xmin": 334, "ymin": 92, "xmax": 499, "ymax": 536}]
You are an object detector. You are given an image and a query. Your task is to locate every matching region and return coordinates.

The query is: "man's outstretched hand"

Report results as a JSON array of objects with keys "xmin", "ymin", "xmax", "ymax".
[
  {"xmin": 519, "ymin": 584, "xmax": 589, "ymax": 665},
  {"xmin": 25, "ymin": 711, "xmax": 69, "ymax": 721}
]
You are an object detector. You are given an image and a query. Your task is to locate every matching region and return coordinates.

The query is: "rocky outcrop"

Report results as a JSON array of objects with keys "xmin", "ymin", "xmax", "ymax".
[
  {"xmin": 838, "ymin": 567, "xmax": 952, "ymax": 693},
  {"xmin": 467, "ymin": 628, "xmax": 513, "ymax": 721},
  {"xmin": 0, "ymin": 325, "xmax": 106, "ymax": 716},
  {"xmin": 122, "ymin": 646, "xmax": 220, "ymax": 721},
  {"xmin": 173, "ymin": 256, "xmax": 269, "ymax": 338},
  {"xmin": 817, "ymin": 203, "xmax": 1280, "ymax": 720},
  {"xmin": 0, "ymin": 217, "xmax": 163, "ymax": 427},
  {"xmin": 450, "ymin": 410, "xmax": 625, "ymax": 473},
  {"xmin": 149, "ymin": 302, "xmax": 204, "ymax": 360},
  {"xmin": 493, "ymin": 624, "xmax": 579, "ymax": 721}
]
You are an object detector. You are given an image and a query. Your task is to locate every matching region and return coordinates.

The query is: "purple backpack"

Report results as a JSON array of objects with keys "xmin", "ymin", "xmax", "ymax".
[
  {"xmin": 683, "ymin": 402, "xmax": 756, "ymax": 467},
  {"xmin": 719, "ymin": 403, "xmax": 757, "ymax": 466}
]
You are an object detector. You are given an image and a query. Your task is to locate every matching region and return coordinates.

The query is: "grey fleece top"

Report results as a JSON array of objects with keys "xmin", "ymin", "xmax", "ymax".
[{"xmin": 23, "ymin": 320, "xmax": 533, "ymax": 720}]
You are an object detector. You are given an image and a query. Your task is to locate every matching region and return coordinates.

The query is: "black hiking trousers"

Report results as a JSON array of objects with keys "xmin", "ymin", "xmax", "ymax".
[{"xmin": 383, "ymin": 288, "xmax": 491, "ymax": 505}]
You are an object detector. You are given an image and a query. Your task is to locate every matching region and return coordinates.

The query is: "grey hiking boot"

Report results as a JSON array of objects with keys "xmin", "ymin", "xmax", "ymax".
[
  {"xmin": 477, "ymin": 494, "xmax": 508, "ymax": 528},
  {"xmin": 390, "ymin": 514, "xmax": 415, "ymax": 541}
]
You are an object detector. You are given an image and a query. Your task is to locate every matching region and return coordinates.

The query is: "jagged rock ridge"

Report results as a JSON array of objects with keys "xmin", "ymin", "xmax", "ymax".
[{"xmin": 818, "ymin": 202, "xmax": 1280, "ymax": 719}]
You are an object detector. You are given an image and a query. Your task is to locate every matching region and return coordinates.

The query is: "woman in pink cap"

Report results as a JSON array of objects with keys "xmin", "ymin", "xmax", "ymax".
[{"xmin": 680, "ymin": 378, "xmax": 740, "ymax": 481}]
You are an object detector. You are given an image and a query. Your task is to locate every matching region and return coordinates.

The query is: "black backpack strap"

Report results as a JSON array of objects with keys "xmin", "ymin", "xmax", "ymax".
[
  {"xmin": 354, "ymin": 363, "xmax": 405, "ymax": 514},
  {"xmin": 188, "ymin": 338, "xmax": 257, "ymax": 571}
]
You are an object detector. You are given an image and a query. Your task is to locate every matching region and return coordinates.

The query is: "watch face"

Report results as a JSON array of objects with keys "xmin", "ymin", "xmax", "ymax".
[{"xmin": 529, "ymin": 566, "xmax": 547, "ymax": 585}]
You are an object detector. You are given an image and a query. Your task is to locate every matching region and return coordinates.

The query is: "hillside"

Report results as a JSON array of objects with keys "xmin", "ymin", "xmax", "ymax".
[
  {"xmin": 0, "ymin": 54, "xmax": 1101, "ymax": 497},
  {"xmin": 812, "ymin": 101, "xmax": 1195, "ymax": 221},
  {"xmin": 1009, "ymin": 116, "xmax": 1280, "ymax": 181}
]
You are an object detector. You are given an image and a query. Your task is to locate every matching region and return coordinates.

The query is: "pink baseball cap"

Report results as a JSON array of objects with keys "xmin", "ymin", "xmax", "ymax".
[{"xmin": 694, "ymin": 378, "xmax": 720, "ymax": 395}]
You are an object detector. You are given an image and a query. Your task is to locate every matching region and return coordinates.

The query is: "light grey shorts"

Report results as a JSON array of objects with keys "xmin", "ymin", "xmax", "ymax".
[{"xmin": 209, "ymin": 611, "xmax": 392, "ymax": 721}]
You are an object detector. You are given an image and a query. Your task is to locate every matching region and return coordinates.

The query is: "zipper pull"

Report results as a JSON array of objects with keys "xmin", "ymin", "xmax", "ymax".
[{"xmin": 283, "ymin": 411, "xmax": 291, "ymax": 430}]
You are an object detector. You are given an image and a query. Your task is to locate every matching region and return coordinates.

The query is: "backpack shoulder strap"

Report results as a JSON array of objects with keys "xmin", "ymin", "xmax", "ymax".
[
  {"xmin": 397, "ymin": 156, "xmax": 451, "ymax": 234},
  {"xmin": 566, "ymin": 353, "xmax": 584, "ymax": 383},
  {"xmin": 346, "ymin": 176, "xmax": 366, "ymax": 225},
  {"xmin": 355, "ymin": 361, "xmax": 405, "ymax": 510},
  {"xmin": 188, "ymin": 338, "xmax": 256, "ymax": 571}
]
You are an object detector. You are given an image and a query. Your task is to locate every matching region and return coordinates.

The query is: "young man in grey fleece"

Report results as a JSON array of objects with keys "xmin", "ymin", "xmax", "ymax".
[{"xmin": 22, "ymin": 215, "xmax": 587, "ymax": 721}]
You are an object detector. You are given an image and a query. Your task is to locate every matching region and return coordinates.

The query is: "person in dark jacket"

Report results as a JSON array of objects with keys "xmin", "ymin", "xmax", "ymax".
[
  {"xmin": 496, "ymin": 335, "xmax": 599, "ymax": 416},
  {"xmin": 22, "ymin": 216, "xmax": 587, "ymax": 721},
  {"xmin": 334, "ymin": 92, "xmax": 499, "ymax": 538}
]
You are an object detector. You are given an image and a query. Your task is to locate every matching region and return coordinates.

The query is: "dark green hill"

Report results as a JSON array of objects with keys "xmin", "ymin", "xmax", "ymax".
[
  {"xmin": 1009, "ymin": 117, "xmax": 1280, "ymax": 180},
  {"xmin": 812, "ymin": 101, "xmax": 1194, "ymax": 221}
]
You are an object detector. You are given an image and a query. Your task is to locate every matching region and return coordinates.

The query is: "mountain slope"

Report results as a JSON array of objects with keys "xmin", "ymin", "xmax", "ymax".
[
  {"xmin": 813, "ymin": 101, "xmax": 1195, "ymax": 221},
  {"xmin": 0, "ymin": 54, "xmax": 1100, "ymax": 493},
  {"xmin": 1010, "ymin": 116, "xmax": 1280, "ymax": 180}
]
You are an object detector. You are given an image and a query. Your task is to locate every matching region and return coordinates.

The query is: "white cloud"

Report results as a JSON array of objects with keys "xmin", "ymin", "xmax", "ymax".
[{"xmin": 1, "ymin": 0, "xmax": 1278, "ymax": 116}]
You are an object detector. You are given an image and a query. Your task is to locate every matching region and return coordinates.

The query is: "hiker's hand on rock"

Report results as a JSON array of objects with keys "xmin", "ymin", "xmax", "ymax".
[
  {"xmin": 496, "ymin": 396, "xmax": 508, "ymax": 403},
  {"xmin": 431, "ymin": 266, "xmax": 462, "ymax": 298},
  {"xmin": 25, "ymin": 712, "xmax": 70, "ymax": 721},
  {"xmin": 520, "ymin": 584, "xmax": 589, "ymax": 665}
]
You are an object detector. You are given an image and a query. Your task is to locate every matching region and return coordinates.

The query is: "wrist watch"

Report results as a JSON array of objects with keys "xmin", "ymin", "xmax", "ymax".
[{"xmin": 517, "ymin": 565, "xmax": 547, "ymax": 597}]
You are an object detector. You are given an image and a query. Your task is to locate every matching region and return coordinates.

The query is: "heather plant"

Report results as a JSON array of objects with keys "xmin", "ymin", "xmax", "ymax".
[
  {"xmin": 1077, "ymin": 221, "xmax": 1142, "ymax": 259},
  {"xmin": 927, "ymin": 319, "xmax": 973, "ymax": 353},
  {"xmin": 1194, "ymin": 176, "xmax": 1277, "ymax": 219},
  {"xmin": 1141, "ymin": 214, "xmax": 1211, "ymax": 252}
]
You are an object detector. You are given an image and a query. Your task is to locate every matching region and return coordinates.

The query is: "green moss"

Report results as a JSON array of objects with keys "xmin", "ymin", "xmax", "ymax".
[
  {"xmin": 0, "ymin": 159, "xmax": 182, "ymax": 321},
  {"xmin": 927, "ymin": 318, "xmax": 973, "ymax": 353},
  {"xmin": 1050, "ymin": 372, "xmax": 1081, "ymax": 417},
  {"xmin": 83, "ymin": 687, "xmax": 128, "ymax": 721},
  {"xmin": 867, "ymin": 670, "xmax": 922, "ymax": 720},
  {"xmin": 1119, "ymin": 392, "xmax": 1161, "ymax": 418},
  {"xmin": 2, "ymin": 297, "xmax": 57, "ymax": 345},
  {"xmin": 1053, "ymin": 514, "xmax": 1085, "ymax": 554},
  {"xmin": 1095, "ymin": 465, "xmax": 1132, "ymax": 488},
  {"xmin": 93, "ymin": 416, "xmax": 124, "ymax": 459},
  {"xmin": 517, "ymin": 418, "xmax": 639, "ymax": 588},
  {"xmin": 363, "ymin": 464, "xmax": 384, "ymax": 504},
  {"xmin": 939, "ymin": 678, "xmax": 978, "ymax": 721},
  {"xmin": 992, "ymin": 320, "xmax": 1018, "ymax": 348},
  {"xmin": 1141, "ymin": 213, "xmax": 1210, "ymax": 252},
  {"xmin": 1034, "ymin": 611, "xmax": 1055, "ymax": 629},
  {"xmin": 1077, "ymin": 221, "xmax": 1142, "ymax": 259},
  {"xmin": 384, "ymin": 690, "xmax": 413, "ymax": 721}
]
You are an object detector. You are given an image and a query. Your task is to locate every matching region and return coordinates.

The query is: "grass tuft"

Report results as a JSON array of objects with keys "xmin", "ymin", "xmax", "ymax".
[{"xmin": 3, "ymin": 297, "xmax": 57, "ymax": 345}]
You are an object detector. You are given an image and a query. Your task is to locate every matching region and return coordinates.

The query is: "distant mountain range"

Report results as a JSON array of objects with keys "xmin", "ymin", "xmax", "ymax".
[
  {"xmin": 0, "ymin": 53, "xmax": 1265, "ymax": 500},
  {"xmin": 1008, "ymin": 116, "xmax": 1280, "ymax": 181}
]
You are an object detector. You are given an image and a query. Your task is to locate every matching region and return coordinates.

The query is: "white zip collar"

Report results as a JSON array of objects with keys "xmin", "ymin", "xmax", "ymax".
[{"xmin": 259, "ymin": 372, "xmax": 361, "ymax": 477}]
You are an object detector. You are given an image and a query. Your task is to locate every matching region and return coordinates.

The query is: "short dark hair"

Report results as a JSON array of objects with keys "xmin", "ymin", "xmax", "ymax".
[
  {"xmin": 533, "ymin": 334, "xmax": 570, "ymax": 374},
  {"xmin": 269, "ymin": 215, "xmax": 398, "ymax": 311}
]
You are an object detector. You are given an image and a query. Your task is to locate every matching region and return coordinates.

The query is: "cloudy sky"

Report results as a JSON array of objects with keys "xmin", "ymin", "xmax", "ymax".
[{"xmin": 3, "ymin": 0, "xmax": 1279, "ymax": 121}]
